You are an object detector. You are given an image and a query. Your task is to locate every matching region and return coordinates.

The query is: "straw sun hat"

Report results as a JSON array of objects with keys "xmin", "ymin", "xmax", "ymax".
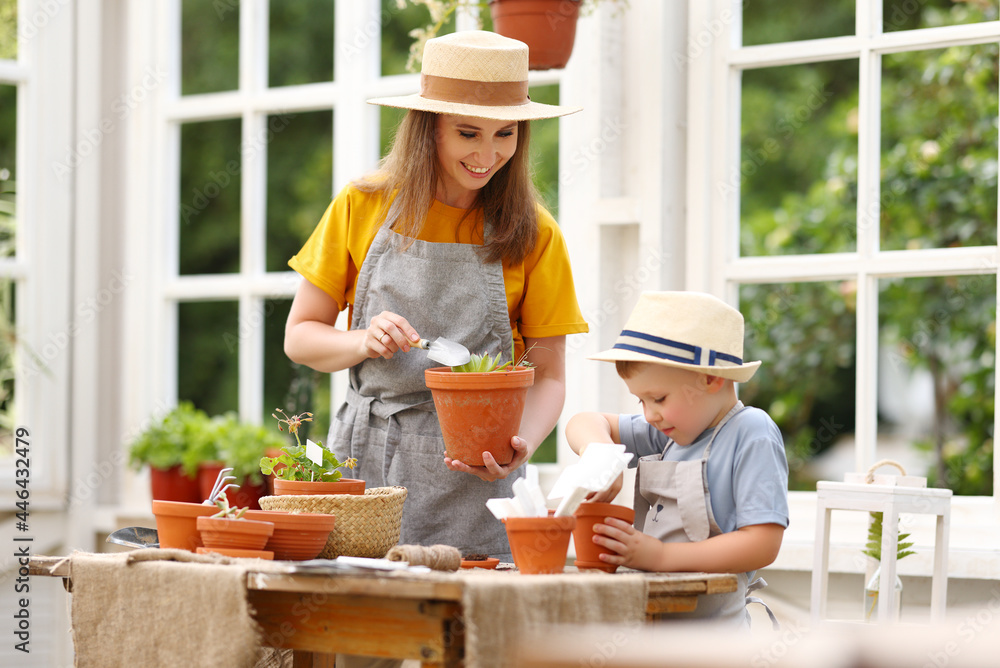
[
  {"xmin": 367, "ymin": 30, "xmax": 581, "ymax": 121},
  {"xmin": 589, "ymin": 292, "xmax": 762, "ymax": 383}
]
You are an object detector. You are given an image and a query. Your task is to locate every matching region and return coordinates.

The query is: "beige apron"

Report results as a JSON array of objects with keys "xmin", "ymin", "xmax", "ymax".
[
  {"xmin": 634, "ymin": 401, "xmax": 777, "ymax": 627},
  {"xmin": 328, "ymin": 223, "xmax": 520, "ymax": 559}
]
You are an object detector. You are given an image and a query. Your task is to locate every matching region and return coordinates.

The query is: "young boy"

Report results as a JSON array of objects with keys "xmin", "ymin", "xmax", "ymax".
[{"xmin": 566, "ymin": 291, "xmax": 789, "ymax": 626}]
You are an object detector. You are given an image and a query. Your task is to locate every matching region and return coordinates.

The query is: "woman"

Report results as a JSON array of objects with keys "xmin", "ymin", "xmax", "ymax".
[{"xmin": 284, "ymin": 30, "xmax": 587, "ymax": 560}]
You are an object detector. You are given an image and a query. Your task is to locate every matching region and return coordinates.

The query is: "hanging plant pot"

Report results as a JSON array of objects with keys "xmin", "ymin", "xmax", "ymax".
[
  {"xmin": 425, "ymin": 366, "xmax": 535, "ymax": 466},
  {"xmin": 271, "ymin": 478, "xmax": 366, "ymax": 496},
  {"xmin": 504, "ymin": 512, "xmax": 576, "ymax": 574},
  {"xmin": 151, "ymin": 500, "xmax": 218, "ymax": 551},
  {"xmin": 197, "ymin": 516, "xmax": 274, "ymax": 552},
  {"xmin": 571, "ymin": 502, "xmax": 635, "ymax": 573},
  {"xmin": 489, "ymin": 0, "xmax": 581, "ymax": 71},
  {"xmin": 150, "ymin": 465, "xmax": 201, "ymax": 503}
]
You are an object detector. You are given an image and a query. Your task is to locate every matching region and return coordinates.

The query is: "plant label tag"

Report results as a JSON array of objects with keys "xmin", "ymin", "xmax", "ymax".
[{"xmin": 306, "ymin": 439, "xmax": 323, "ymax": 466}]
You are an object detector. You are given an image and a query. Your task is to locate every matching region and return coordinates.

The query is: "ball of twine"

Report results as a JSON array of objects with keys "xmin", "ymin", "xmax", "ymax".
[{"xmin": 385, "ymin": 544, "xmax": 461, "ymax": 571}]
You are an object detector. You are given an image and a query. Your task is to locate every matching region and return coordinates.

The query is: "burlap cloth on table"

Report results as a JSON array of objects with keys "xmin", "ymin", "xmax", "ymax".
[
  {"xmin": 67, "ymin": 549, "xmax": 288, "ymax": 668},
  {"xmin": 459, "ymin": 568, "xmax": 648, "ymax": 668}
]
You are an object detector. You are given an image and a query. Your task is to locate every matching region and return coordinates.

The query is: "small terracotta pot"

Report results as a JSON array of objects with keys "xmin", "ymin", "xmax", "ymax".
[
  {"xmin": 244, "ymin": 509, "xmax": 336, "ymax": 561},
  {"xmin": 490, "ymin": 0, "xmax": 581, "ymax": 71},
  {"xmin": 504, "ymin": 513, "xmax": 576, "ymax": 574},
  {"xmin": 197, "ymin": 516, "xmax": 274, "ymax": 552},
  {"xmin": 572, "ymin": 502, "xmax": 636, "ymax": 573},
  {"xmin": 151, "ymin": 500, "xmax": 218, "ymax": 551},
  {"xmin": 424, "ymin": 366, "xmax": 534, "ymax": 466},
  {"xmin": 272, "ymin": 478, "xmax": 366, "ymax": 496},
  {"xmin": 198, "ymin": 462, "xmax": 268, "ymax": 509},
  {"xmin": 150, "ymin": 465, "xmax": 201, "ymax": 503}
]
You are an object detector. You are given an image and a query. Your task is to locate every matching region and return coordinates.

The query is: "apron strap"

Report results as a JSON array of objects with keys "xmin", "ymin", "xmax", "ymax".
[{"xmin": 746, "ymin": 576, "xmax": 780, "ymax": 630}]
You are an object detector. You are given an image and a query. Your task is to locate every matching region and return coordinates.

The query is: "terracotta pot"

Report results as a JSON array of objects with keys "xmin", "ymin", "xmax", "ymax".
[
  {"xmin": 150, "ymin": 465, "xmax": 201, "ymax": 503},
  {"xmin": 151, "ymin": 500, "xmax": 218, "ymax": 551},
  {"xmin": 489, "ymin": 0, "xmax": 581, "ymax": 70},
  {"xmin": 244, "ymin": 509, "xmax": 337, "ymax": 561},
  {"xmin": 424, "ymin": 366, "xmax": 534, "ymax": 466},
  {"xmin": 197, "ymin": 516, "xmax": 274, "ymax": 551},
  {"xmin": 504, "ymin": 512, "xmax": 576, "ymax": 574},
  {"xmin": 198, "ymin": 462, "xmax": 267, "ymax": 509},
  {"xmin": 572, "ymin": 502, "xmax": 636, "ymax": 573},
  {"xmin": 271, "ymin": 478, "xmax": 366, "ymax": 496}
]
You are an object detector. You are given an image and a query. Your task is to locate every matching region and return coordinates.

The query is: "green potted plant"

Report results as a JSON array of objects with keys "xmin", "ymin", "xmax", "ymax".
[
  {"xmin": 198, "ymin": 413, "xmax": 287, "ymax": 509},
  {"xmin": 862, "ymin": 511, "xmax": 915, "ymax": 622},
  {"xmin": 259, "ymin": 409, "xmax": 364, "ymax": 496},
  {"xmin": 128, "ymin": 402, "xmax": 216, "ymax": 503},
  {"xmin": 397, "ymin": 0, "xmax": 628, "ymax": 72},
  {"xmin": 196, "ymin": 491, "xmax": 275, "ymax": 558},
  {"xmin": 424, "ymin": 345, "xmax": 535, "ymax": 466}
]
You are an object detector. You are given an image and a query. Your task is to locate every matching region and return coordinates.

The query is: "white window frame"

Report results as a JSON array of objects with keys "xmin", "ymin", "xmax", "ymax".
[{"xmin": 688, "ymin": 1, "xmax": 1000, "ymax": 578}]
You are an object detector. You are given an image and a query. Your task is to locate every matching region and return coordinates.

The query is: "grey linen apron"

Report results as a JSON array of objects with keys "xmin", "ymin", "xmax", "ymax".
[
  {"xmin": 328, "ymin": 223, "xmax": 522, "ymax": 559},
  {"xmin": 634, "ymin": 401, "xmax": 777, "ymax": 627}
]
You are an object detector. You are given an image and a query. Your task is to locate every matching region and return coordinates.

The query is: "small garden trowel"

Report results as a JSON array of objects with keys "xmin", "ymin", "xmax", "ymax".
[{"xmin": 416, "ymin": 337, "xmax": 471, "ymax": 367}]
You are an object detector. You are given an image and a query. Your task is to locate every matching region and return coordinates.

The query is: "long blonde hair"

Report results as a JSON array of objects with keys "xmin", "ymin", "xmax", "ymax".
[{"xmin": 354, "ymin": 110, "xmax": 540, "ymax": 265}]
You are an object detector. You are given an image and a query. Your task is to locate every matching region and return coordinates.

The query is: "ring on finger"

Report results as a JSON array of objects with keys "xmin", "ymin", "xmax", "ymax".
[{"xmin": 380, "ymin": 333, "xmax": 389, "ymax": 345}]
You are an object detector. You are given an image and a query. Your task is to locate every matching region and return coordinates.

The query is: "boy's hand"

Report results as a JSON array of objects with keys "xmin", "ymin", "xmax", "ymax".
[
  {"xmin": 592, "ymin": 516, "xmax": 665, "ymax": 571},
  {"xmin": 585, "ymin": 472, "xmax": 624, "ymax": 503}
]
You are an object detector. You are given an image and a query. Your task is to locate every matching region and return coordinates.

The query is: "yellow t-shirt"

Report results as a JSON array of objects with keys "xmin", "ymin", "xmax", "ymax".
[{"xmin": 289, "ymin": 185, "xmax": 589, "ymax": 353}]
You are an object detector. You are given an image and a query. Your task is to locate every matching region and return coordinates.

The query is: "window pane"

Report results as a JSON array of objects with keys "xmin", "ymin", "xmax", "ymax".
[
  {"xmin": 263, "ymin": 298, "xmax": 331, "ymax": 443},
  {"xmin": 0, "ymin": 279, "xmax": 15, "ymax": 457},
  {"xmin": 381, "ymin": 0, "xmax": 456, "ymax": 76},
  {"xmin": 266, "ymin": 110, "xmax": 333, "ymax": 272},
  {"xmin": 177, "ymin": 300, "xmax": 239, "ymax": 416},
  {"xmin": 0, "ymin": 83, "xmax": 14, "ymax": 257},
  {"xmin": 879, "ymin": 275, "xmax": 995, "ymax": 496},
  {"xmin": 885, "ymin": 0, "xmax": 998, "ymax": 33},
  {"xmin": 181, "ymin": 0, "xmax": 239, "ymax": 95},
  {"xmin": 269, "ymin": 0, "xmax": 334, "ymax": 87},
  {"xmin": 528, "ymin": 84, "xmax": 559, "ymax": 218},
  {"xmin": 740, "ymin": 60, "xmax": 859, "ymax": 257},
  {"xmin": 880, "ymin": 44, "xmax": 998, "ymax": 251},
  {"xmin": 179, "ymin": 118, "xmax": 241, "ymax": 275},
  {"xmin": 380, "ymin": 106, "xmax": 406, "ymax": 158},
  {"xmin": 742, "ymin": 0, "xmax": 854, "ymax": 46},
  {"xmin": 0, "ymin": 0, "xmax": 15, "ymax": 60},
  {"xmin": 740, "ymin": 282, "xmax": 857, "ymax": 491}
]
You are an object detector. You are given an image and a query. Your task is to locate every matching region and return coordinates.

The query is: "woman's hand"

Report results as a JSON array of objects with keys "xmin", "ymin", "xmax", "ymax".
[
  {"xmin": 363, "ymin": 311, "xmax": 420, "ymax": 360},
  {"xmin": 444, "ymin": 436, "xmax": 530, "ymax": 482}
]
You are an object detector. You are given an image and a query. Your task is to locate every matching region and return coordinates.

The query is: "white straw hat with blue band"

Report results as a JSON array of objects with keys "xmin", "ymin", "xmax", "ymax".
[{"xmin": 588, "ymin": 291, "xmax": 761, "ymax": 383}]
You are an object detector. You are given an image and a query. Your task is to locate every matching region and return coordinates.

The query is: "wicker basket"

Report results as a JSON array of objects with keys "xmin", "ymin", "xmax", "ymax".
[{"xmin": 258, "ymin": 486, "xmax": 407, "ymax": 559}]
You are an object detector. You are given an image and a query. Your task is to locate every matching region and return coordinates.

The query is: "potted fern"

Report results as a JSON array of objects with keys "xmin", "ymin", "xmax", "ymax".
[
  {"xmin": 862, "ymin": 511, "xmax": 915, "ymax": 622},
  {"xmin": 424, "ymin": 345, "xmax": 535, "ymax": 466},
  {"xmin": 259, "ymin": 409, "xmax": 364, "ymax": 496}
]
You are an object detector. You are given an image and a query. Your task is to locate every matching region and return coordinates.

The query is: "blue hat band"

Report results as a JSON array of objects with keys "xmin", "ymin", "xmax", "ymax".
[{"xmin": 612, "ymin": 329, "xmax": 743, "ymax": 368}]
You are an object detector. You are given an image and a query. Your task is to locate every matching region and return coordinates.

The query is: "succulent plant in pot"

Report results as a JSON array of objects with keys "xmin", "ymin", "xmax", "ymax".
[
  {"xmin": 424, "ymin": 343, "xmax": 535, "ymax": 466},
  {"xmin": 259, "ymin": 409, "xmax": 364, "ymax": 496}
]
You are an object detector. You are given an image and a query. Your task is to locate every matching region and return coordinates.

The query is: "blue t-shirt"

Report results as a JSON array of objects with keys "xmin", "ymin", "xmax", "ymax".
[{"xmin": 618, "ymin": 406, "xmax": 790, "ymax": 533}]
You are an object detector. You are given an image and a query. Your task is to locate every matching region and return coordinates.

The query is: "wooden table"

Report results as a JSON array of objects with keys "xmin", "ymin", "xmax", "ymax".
[{"xmin": 29, "ymin": 555, "xmax": 737, "ymax": 667}]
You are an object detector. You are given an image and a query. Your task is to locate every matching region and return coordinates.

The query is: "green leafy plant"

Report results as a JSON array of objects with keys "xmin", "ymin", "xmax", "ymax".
[
  {"xmin": 214, "ymin": 413, "xmax": 287, "ymax": 486},
  {"xmin": 258, "ymin": 409, "xmax": 358, "ymax": 482},
  {"xmin": 128, "ymin": 402, "xmax": 217, "ymax": 477},
  {"xmin": 210, "ymin": 490, "xmax": 248, "ymax": 520},
  {"xmin": 863, "ymin": 511, "xmax": 916, "ymax": 563}
]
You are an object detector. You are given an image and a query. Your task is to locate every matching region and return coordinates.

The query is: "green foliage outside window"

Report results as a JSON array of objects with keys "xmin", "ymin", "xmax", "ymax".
[{"xmin": 741, "ymin": 0, "xmax": 997, "ymax": 494}]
